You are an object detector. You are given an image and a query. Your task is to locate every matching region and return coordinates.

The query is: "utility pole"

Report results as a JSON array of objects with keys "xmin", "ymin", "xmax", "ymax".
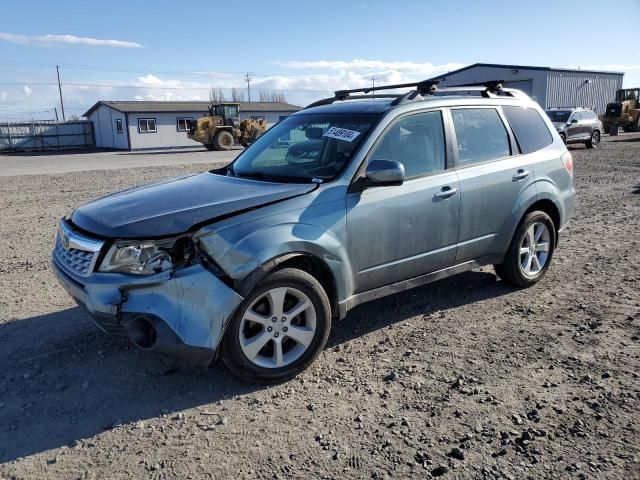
[
  {"xmin": 245, "ymin": 72, "xmax": 253, "ymax": 103},
  {"xmin": 371, "ymin": 76, "xmax": 376, "ymax": 100},
  {"xmin": 56, "ymin": 65, "xmax": 66, "ymax": 122}
]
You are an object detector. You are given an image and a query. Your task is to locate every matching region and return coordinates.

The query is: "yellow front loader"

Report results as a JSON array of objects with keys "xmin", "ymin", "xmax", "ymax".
[
  {"xmin": 601, "ymin": 88, "xmax": 640, "ymax": 134},
  {"xmin": 188, "ymin": 103, "xmax": 266, "ymax": 151}
]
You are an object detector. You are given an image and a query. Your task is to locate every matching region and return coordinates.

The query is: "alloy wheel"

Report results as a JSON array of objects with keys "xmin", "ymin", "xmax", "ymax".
[
  {"xmin": 239, "ymin": 287, "xmax": 316, "ymax": 369},
  {"xmin": 519, "ymin": 222, "xmax": 551, "ymax": 276}
]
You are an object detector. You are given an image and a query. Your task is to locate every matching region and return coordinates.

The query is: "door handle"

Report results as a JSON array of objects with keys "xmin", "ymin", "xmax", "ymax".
[
  {"xmin": 513, "ymin": 169, "xmax": 530, "ymax": 181},
  {"xmin": 434, "ymin": 186, "xmax": 458, "ymax": 199}
]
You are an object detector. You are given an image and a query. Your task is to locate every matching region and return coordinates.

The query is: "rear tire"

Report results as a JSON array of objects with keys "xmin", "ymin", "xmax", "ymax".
[
  {"xmin": 212, "ymin": 130, "xmax": 235, "ymax": 151},
  {"xmin": 494, "ymin": 211, "xmax": 556, "ymax": 288},
  {"xmin": 586, "ymin": 130, "xmax": 600, "ymax": 149},
  {"xmin": 221, "ymin": 268, "xmax": 331, "ymax": 384}
]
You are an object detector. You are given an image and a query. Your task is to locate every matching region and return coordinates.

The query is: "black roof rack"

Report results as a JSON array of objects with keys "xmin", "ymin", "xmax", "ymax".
[{"xmin": 303, "ymin": 80, "xmax": 524, "ymax": 110}]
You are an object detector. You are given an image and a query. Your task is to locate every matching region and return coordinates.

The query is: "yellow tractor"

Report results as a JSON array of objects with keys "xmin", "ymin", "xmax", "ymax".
[
  {"xmin": 187, "ymin": 103, "xmax": 267, "ymax": 151},
  {"xmin": 601, "ymin": 88, "xmax": 640, "ymax": 134}
]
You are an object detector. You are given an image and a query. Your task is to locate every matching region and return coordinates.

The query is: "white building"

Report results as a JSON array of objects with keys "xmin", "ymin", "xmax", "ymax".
[
  {"xmin": 84, "ymin": 100, "xmax": 300, "ymax": 150},
  {"xmin": 430, "ymin": 63, "xmax": 624, "ymax": 115}
]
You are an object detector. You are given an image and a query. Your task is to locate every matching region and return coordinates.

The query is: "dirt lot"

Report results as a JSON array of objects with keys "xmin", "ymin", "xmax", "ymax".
[{"xmin": 1, "ymin": 135, "xmax": 639, "ymax": 480}]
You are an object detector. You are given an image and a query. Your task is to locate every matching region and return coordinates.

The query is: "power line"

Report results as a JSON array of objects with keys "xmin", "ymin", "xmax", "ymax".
[
  {"xmin": 0, "ymin": 61, "xmax": 377, "ymax": 81},
  {"xmin": 0, "ymin": 80, "xmax": 332, "ymax": 94}
]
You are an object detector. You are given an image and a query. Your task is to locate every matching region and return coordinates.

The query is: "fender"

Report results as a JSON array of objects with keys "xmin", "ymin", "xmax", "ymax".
[
  {"xmin": 533, "ymin": 177, "xmax": 568, "ymax": 226},
  {"xmin": 198, "ymin": 222, "xmax": 353, "ymax": 307},
  {"xmin": 495, "ymin": 181, "xmax": 540, "ymax": 257},
  {"xmin": 498, "ymin": 178, "xmax": 565, "ymax": 262}
]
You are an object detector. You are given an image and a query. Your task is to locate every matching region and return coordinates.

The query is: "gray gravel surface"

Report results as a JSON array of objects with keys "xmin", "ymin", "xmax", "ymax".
[{"xmin": 1, "ymin": 135, "xmax": 639, "ymax": 479}]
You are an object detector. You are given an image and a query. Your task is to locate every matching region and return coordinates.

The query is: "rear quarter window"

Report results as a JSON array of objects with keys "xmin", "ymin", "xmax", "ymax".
[{"xmin": 502, "ymin": 106, "xmax": 553, "ymax": 154}]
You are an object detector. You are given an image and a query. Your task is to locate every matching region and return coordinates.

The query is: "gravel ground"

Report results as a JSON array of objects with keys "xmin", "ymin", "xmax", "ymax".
[{"xmin": 0, "ymin": 135, "xmax": 639, "ymax": 480}]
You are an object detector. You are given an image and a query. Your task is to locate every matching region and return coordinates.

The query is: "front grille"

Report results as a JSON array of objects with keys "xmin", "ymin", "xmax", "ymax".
[
  {"xmin": 53, "ymin": 220, "xmax": 104, "ymax": 277},
  {"xmin": 54, "ymin": 235, "xmax": 97, "ymax": 276}
]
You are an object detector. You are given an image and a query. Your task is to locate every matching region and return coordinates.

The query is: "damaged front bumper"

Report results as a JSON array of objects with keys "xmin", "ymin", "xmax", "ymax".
[{"xmin": 51, "ymin": 256, "xmax": 243, "ymax": 366}]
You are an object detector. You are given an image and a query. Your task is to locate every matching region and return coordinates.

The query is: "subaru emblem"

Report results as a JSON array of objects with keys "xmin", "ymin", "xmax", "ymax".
[{"xmin": 61, "ymin": 231, "xmax": 70, "ymax": 250}]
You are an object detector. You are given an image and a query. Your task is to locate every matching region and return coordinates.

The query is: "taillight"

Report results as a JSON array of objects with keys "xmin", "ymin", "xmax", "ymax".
[{"xmin": 561, "ymin": 150, "xmax": 573, "ymax": 177}]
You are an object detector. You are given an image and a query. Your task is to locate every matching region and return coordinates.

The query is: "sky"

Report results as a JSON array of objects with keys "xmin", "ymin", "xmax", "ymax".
[{"xmin": 1, "ymin": 0, "xmax": 639, "ymax": 121}]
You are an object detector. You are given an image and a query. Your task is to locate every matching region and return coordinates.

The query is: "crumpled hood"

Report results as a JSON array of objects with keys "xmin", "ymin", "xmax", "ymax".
[{"xmin": 71, "ymin": 172, "xmax": 316, "ymax": 238}]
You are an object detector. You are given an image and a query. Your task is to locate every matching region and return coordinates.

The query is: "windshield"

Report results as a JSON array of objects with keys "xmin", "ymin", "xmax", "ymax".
[
  {"xmin": 230, "ymin": 112, "xmax": 381, "ymax": 183},
  {"xmin": 545, "ymin": 110, "xmax": 571, "ymax": 123},
  {"xmin": 616, "ymin": 89, "xmax": 639, "ymax": 102}
]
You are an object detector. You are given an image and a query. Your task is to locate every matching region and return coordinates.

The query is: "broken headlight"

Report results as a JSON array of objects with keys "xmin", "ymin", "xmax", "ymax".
[{"xmin": 99, "ymin": 237, "xmax": 193, "ymax": 275}]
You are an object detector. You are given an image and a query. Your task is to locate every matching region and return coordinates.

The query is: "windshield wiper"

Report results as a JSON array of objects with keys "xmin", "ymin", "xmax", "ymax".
[{"xmin": 234, "ymin": 171, "xmax": 311, "ymax": 183}]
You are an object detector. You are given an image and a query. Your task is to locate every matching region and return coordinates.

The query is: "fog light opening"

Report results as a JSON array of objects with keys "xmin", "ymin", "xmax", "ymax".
[{"xmin": 128, "ymin": 317, "xmax": 157, "ymax": 350}]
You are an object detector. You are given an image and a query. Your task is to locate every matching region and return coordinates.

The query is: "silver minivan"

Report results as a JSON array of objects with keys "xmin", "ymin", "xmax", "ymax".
[{"xmin": 52, "ymin": 81, "xmax": 575, "ymax": 382}]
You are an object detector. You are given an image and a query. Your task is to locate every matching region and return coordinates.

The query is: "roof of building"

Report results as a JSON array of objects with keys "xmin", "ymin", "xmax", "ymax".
[
  {"xmin": 84, "ymin": 100, "xmax": 301, "ymax": 117},
  {"xmin": 429, "ymin": 63, "xmax": 625, "ymax": 80}
]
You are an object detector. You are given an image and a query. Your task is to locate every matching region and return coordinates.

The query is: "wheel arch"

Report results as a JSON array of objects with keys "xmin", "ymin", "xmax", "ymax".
[
  {"xmin": 524, "ymin": 198, "xmax": 561, "ymax": 237},
  {"xmin": 502, "ymin": 183, "xmax": 563, "ymax": 259},
  {"xmin": 235, "ymin": 252, "xmax": 339, "ymax": 319}
]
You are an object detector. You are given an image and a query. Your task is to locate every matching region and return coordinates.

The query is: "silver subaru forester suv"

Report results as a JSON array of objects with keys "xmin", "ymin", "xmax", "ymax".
[{"xmin": 52, "ymin": 81, "xmax": 575, "ymax": 382}]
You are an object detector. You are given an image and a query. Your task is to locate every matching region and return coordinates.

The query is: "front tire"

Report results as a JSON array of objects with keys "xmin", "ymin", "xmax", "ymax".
[
  {"xmin": 494, "ymin": 211, "xmax": 556, "ymax": 288},
  {"xmin": 221, "ymin": 268, "xmax": 331, "ymax": 383},
  {"xmin": 586, "ymin": 130, "xmax": 600, "ymax": 149},
  {"xmin": 212, "ymin": 130, "xmax": 235, "ymax": 151}
]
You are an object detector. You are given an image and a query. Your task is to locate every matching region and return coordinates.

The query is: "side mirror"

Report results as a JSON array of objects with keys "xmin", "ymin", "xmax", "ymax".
[
  {"xmin": 365, "ymin": 159, "xmax": 405, "ymax": 187},
  {"xmin": 570, "ymin": 118, "xmax": 578, "ymax": 124}
]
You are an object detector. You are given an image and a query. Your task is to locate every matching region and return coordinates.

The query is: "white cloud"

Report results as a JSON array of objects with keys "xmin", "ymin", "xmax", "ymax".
[
  {"xmin": 276, "ymin": 59, "xmax": 465, "ymax": 76},
  {"xmin": 0, "ymin": 32, "xmax": 143, "ymax": 48},
  {"xmin": 23, "ymin": 85, "xmax": 32, "ymax": 96},
  {"xmin": 137, "ymin": 74, "xmax": 164, "ymax": 86}
]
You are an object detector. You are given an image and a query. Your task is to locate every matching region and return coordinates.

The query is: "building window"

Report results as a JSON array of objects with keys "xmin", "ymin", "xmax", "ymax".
[
  {"xmin": 138, "ymin": 118, "xmax": 157, "ymax": 133},
  {"xmin": 115, "ymin": 119, "xmax": 123, "ymax": 134},
  {"xmin": 177, "ymin": 117, "xmax": 193, "ymax": 132}
]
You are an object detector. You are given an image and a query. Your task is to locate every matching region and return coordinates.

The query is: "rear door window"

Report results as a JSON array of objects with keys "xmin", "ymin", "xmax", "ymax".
[
  {"xmin": 451, "ymin": 108, "xmax": 511, "ymax": 165},
  {"xmin": 502, "ymin": 106, "xmax": 553, "ymax": 154}
]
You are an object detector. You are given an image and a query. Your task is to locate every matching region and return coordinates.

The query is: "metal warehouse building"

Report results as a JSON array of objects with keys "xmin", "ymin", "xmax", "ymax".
[
  {"xmin": 84, "ymin": 100, "xmax": 300, "ymax": 150},
  {"xmin": 431, "ymin": 63, "xmax": 623, "ymax": 115}
]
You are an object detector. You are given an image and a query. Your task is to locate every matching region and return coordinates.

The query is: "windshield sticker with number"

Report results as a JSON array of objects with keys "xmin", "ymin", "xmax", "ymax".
[{"xmin": 322, "ymin": 126, "xmax": 361, "ymax": 142}]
